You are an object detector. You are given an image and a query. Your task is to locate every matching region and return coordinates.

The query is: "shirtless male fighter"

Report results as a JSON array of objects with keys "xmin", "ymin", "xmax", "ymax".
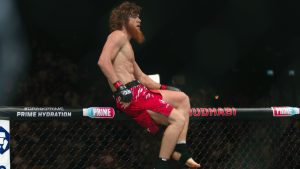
[{"xmin": 98, "ymin": 1, "xmax": 201, "ymax": 169}]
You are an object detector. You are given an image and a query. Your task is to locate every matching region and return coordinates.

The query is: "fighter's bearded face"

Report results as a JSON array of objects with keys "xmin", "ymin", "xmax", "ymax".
[{"xmin": 125, "ymin": 15, "xmax": 145, "ymax": 44}]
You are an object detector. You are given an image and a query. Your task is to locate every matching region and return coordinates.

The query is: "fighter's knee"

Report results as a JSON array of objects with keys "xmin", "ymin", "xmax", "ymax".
[
  {"xmin": 177, "ymin": 92, "xmax": 189, "ymax": 104},
  {"xmin": 184, "ymin": 94, "xmax": 191, "ymax": 106},
  {"xmin": 181, "ymin": 92, "xmax": 191, "ymax": 110},
  {"xmin": 176, "ymin": 115, "xmax": 185, "ymax": 128},
  {"xmin": 170, "ymin": 112, "xmax": 185, "ymax": 128}
]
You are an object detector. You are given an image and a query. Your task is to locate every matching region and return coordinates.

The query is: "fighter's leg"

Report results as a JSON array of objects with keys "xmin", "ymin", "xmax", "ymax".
[
  {"xmin": 152, "ymin": 108, "xmax": 185, "ymax": 159},
  {"xmin": 159, "ymin": 90, "xmax": 200, "ymax": 168},
  {"xmin": 148, "ymin": 108, "xmax": 185, "ymax": 169},
  {"xmin": 159, "ymin": 90, "xmax": 190, "ymax": 141},
  {"xmin": 148, "ymin": 109, "xmax": 200, "ymax": 168}
]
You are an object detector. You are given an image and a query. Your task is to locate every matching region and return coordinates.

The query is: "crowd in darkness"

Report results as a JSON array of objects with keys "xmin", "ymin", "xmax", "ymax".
[
  {"xmin": 12, "ymin": 40, "xmax": 218, "ymax": 108},
  {"xmin": 13, "ymin": 38, "xmax": 299, "ymax": 109},
  {"xmin": 13, "ymin": 40, "xmax": 114, "ymax": 108}
]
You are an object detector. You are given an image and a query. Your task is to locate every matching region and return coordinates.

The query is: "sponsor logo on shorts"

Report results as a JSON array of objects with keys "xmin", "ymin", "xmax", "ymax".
[
  {"xmin": 272, "ymin": 107, "xmax": 299, "ymax": 117},
  {"xmin": 190, "ymin": 107, "xmax": 237, "ymax": 117}
]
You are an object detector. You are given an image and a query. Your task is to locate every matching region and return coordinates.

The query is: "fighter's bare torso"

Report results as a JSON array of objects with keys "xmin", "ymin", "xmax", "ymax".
[{"xmin": 108, "ymin": 31, "xmax": 136, "ymax": 91}]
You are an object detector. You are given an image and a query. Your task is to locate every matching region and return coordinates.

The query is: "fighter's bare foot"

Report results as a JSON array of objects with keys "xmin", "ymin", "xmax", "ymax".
[{"xmin": 172, "ymin": 151, "xmax": 201, "ymax": 168}]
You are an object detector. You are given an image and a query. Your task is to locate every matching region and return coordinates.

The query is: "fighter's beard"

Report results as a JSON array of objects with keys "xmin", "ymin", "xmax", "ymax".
[{"xmin": 126, "ymin": 24, "xmax": 145, "ymax": 44}]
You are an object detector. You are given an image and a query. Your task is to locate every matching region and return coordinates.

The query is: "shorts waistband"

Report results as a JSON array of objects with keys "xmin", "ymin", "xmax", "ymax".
[
  {"xmin": 113, "ymin": 80, "xmax": 140, "ymax": 98},
  {"xmin": 125, "ymin": 80, "xmax": 140, "ymax": 89}
]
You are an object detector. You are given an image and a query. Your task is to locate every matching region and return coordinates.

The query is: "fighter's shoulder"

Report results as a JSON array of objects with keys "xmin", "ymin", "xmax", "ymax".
[{"xmin": 107, "ymin": 30, "xmax": 127, "ymax": 44}]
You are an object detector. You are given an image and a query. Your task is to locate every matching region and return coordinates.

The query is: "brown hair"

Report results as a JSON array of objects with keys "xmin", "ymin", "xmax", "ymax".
[{"xmin": 109, "ymin": 1, "xmax": 141, "ymax": 32}]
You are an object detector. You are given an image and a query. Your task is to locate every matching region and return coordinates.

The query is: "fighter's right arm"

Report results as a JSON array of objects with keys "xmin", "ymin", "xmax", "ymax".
[{"xmin": 98, "ymin": 31, "xmax": 126, "ymax": 84}]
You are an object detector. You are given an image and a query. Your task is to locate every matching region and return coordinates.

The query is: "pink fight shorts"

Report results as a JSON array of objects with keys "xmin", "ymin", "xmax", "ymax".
[{"xmin": 115, "ymin": 80, "xmax": 173, "ymax": 134}]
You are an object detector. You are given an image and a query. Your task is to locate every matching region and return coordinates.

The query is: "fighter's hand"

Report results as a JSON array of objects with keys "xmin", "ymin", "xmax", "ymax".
[
  {"xmin": 160, "ymin": 84, "xmax": 181, "ymax": 92},
  {"xmin": 114, "ymin": 81, "xmax": 133, "ymax": 103}
]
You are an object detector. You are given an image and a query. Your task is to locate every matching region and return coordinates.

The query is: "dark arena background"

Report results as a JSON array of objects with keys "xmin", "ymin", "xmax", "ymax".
[{"xmin": 1, "ymin": 0, "xmax": 300, "ymax": 169}]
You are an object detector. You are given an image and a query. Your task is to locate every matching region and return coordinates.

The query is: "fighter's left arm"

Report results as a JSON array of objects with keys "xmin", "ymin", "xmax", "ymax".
[
  {"xmin": 133, "ymin": 61, "xmax": 161, "ymax": 90},
  {"xmin": 133, "ymin": 61, "xmax": 181, "ymax": 91}
]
